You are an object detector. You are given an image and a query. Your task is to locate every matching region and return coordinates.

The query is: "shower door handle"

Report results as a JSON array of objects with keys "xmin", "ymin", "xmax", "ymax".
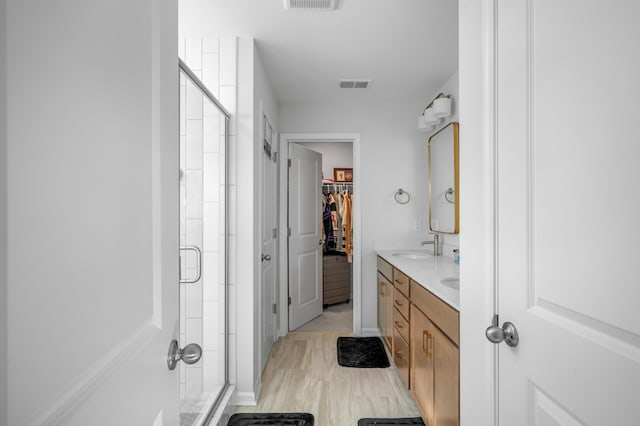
[{"xmin": 179, "ymin": 245, "xmax": 202, "ymax": 284}]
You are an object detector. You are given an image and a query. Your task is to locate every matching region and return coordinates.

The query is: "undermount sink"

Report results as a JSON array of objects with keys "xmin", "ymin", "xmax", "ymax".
[
  {"xmin": 392, "ymin": 252, "xmax": 432, "ymax": 260},
  {"xmin": 440, "ymin": 277, "xmax": 460, "ymax": 289}
]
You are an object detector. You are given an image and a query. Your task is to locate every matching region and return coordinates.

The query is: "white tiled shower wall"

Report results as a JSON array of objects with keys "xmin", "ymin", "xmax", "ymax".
[{"xmin": 179, "ymin": 36, "xmax": 238, "ymax": 402}]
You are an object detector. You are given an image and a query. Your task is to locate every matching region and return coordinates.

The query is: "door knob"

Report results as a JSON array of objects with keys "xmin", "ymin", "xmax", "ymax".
[
  {"xmin": 167, "ymin": 340, "xmax": 202, "ymax": 370},
  {"xmin": 261, "ymin": 254, "xmax": 271, "ymax": 262},
  {"xmin": 485, "ymin": 315, "xmax": 519, "ymax": 347}
]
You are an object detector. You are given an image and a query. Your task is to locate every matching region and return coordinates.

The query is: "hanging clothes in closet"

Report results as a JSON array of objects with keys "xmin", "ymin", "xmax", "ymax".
[{"xmin": 321, "ymin": 182, "xmax": 353, "ymax": 262}]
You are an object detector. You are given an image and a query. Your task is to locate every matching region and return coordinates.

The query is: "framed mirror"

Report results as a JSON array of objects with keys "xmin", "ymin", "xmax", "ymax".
[{"xmin": 428, "ymin": 122, "xmax": 459, "ymax": 234}]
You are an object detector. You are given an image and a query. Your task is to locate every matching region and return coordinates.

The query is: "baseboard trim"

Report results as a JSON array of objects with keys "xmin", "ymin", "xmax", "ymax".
[
  {"xmin": 232, "ymin": 390, "xmax": 258, "ymax": 406},
  {"xmin": 359, "ymin": 327, "xmax": 381, "ymax": 337}
]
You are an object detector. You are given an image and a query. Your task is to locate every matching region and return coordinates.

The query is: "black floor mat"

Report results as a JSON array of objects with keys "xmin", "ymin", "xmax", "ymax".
[
  {"xmin": 227, "ymin": 413, "xmax": 314, "ymax": 426},
  {"xmin": 357, "ymin": 418, "xmax": 425, "ymax": 425},
  {"xmin": 336, "ymin": 336, "xmax": 390, "ymax": 368}
]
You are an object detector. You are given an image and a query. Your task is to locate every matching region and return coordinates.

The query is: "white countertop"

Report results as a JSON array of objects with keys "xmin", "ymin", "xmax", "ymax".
[{"xmin": 377, "ymin": 249, "xmax": 460, "ymax": 311}]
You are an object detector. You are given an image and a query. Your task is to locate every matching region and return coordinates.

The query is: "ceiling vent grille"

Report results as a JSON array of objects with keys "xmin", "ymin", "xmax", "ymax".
[
  {"xmin": 339, "ymin": 79, "xmax": 372, "ymax": 89},
  {"xmin": 284, "ymin": 0, "xmax": 338, "ymax": 11}
]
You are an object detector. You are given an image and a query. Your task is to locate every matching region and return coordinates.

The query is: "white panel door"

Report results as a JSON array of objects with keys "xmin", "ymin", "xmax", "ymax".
[
  {"xmin": 288, "ymin": 144, "xmax": 323, "ymax": 330},
  {"xmin": 6, "ymin": 1, "xmax": 180, "ymax": 424},
  {"xmin": 495, "ymin": 0, "xmax": 640, "ymax": 424},
  {"xmin": 260, "ymin": 119, "xmax": 277, "ymax": 371}
]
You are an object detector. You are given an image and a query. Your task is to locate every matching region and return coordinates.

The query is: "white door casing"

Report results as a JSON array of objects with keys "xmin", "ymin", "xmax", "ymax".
[
  {"xmin": 494, "ymin": 0, "xmax": 640, "ymax": 424},
  {"xmin": 288, "ymin": 144, "xmax": 323, "ymax": 330},
  {"xmin": 6, "ymin": 1, "xmax": 180, "ymax": 425},
  {"xmin": 260, "ymin": 114, "xmax": 277, "ymax": 372}
]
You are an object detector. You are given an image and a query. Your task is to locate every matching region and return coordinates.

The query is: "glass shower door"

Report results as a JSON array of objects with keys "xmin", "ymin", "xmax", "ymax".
[{"xmin": 179, "ymin": 61, "xmax": 229, "ymax": 426}]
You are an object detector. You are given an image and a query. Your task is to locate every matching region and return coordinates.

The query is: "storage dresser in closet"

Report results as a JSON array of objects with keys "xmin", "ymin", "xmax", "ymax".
[{"xmin": 323, "ymin": 254, "xmax": 350, "ymax": 306}]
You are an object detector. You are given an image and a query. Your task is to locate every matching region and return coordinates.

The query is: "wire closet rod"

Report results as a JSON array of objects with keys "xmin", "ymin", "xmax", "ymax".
[{"xmin": 179, "ymin": 58, "xmax": 231, "ymax": 119}]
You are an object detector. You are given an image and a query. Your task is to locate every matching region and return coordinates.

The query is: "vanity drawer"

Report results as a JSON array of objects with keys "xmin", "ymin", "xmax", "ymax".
[
  {"xmin": 393, "ymin": 327, "xmax": 410, "ymax": 388},
  {"xmin": 377, "ymin": 256, "xmax": 393, "ymax": 281},
  {"xmin": 411, "ymin": 281, "xmax": 459, "ymax": 345},
  {"xmin": 393, "ymin": 269, "xmax": 410, "ymax": 297},
  {"xmin": 393, "ymin": 307, "xmax": 410, "ymax": 343},
  {"xmin": 393, "ymin": 288, "xmax": 410, "ymax": 321}
]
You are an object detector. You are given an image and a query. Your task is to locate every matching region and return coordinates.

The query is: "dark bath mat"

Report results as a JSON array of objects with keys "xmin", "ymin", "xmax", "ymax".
[
  {"xmin": 357, "ymin": 418, "xmax": 425, "ymax": 426},
  {"xmin": 336, "ymin": 336, "xmax": 390, "ymax": 368},
  {"xmin": 227, "ymin": 412, "xmax": 314, "ymax": 426}
]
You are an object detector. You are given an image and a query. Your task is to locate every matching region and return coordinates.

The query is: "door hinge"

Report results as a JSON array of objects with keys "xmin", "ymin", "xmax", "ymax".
[
  {"xmin": 272, "ymin": 227, "xmax": 277, "ymax": 238},
  {"xmin": 288, "ymin": 296, "xmax": 292, "ymax": 306},
  {"xmin": 272, "ymin": 303, "xmax": 277, "ymax": 314},
  {"xmin": 273, "ymin": 152, "xmax": 278, "ymax": 163},
  {"xmin": 288, "ymin": 228, "xmax": 291, "ymax": 237},
  {"xmin": 287, "ymin": 158, "xmax": 292, "ymax": 168}
]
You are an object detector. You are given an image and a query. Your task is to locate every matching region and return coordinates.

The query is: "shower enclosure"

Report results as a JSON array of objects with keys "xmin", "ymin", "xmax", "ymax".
[{"xmin": 178, "ymin": 59, "xmax": 230, "ymax": 425}]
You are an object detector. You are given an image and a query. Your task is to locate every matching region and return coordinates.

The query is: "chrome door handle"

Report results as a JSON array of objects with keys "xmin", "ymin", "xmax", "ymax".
[
  {"xmin": 485, "ymin": 314, "xmax": 519, "ymax": 347},
  {"xmin": 167, "ymin": 340, "xmax": 203, "ymax": 370},
  {"xmin": 261, "ymin": 254, "xmax": 271, "ymax": 262},
  {"xmin": 179, "ymin": 246, "xmax": 202, "ymax": 284}
]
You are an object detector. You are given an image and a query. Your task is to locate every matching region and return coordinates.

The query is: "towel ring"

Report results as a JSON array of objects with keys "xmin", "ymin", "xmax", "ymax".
[
  {"xmin": 444, "ymin": 188, "xmax": 455, "ymax": 204},
  {"xmin": 394, "ymin": 189, "xmax": 411, "ymax": 205}
]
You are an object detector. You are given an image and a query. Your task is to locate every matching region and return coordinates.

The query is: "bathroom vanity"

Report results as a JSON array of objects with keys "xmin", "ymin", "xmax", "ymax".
[{"xmin": 376, "ymin": 250, "xmax": 459, "ymax": 426}]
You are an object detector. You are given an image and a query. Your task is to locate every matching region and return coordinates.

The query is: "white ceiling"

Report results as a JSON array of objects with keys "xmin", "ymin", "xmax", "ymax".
[{"xmin": 180, "ymin": 0, "xmax": 458, "ymax": 103}]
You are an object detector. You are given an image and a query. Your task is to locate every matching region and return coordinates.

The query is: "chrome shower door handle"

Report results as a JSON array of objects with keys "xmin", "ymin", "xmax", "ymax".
[{"xmin": 179, "ymin": 245, "xmax": 202, "ymax": 284}]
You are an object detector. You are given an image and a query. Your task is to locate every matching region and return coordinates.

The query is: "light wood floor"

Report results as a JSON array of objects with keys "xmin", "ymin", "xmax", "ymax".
[{"xmin": 232, "ymin": 331, "xmax": 421, "ymax": 426}]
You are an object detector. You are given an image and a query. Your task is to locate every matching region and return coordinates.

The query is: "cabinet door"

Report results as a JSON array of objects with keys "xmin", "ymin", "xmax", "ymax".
[
  {"xmin": 378, "ymin": 272, "xmax": 393, "ymax": 350},
  {"xmin": 432, "ymin": 323, "xmax": 459, "ymax": 426},
  {"xmin": 410, "ymin": 307, "xmax": 434, "ymax": 424},
  {"xmin": 377, "ymin": 272, "xmax": 386, "ymax": 334}
]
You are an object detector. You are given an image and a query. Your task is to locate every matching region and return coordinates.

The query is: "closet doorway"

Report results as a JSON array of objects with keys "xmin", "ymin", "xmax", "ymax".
[{"xmin": 278, "ymin": 134, "xmax": 362, "ymax": 336}]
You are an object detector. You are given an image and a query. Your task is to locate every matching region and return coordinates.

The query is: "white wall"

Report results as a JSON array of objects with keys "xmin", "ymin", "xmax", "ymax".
[
  {"xmin": 0, "ymin": 0, "xmax": 7, "ymax": 421},
  {"xmin": 279, "ymin": 100, "xmax": 432, "ymax": 331},
  {"xmin": 235, "ymin": 37, "xmax": 259, "ymax": 404},
  {"xmin": 296, "ymin": 142, "xmax": 353, "ymax": 180}
]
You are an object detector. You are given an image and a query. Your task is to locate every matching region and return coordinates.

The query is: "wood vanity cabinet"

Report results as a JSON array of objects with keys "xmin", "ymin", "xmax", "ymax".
[
  {"xmin": 377, "ymin": 255, "xmax": 460, "ymax": 425},
  {"xmin": 410, "ymin": 281, "xmax": 459, "ymax": 426}
]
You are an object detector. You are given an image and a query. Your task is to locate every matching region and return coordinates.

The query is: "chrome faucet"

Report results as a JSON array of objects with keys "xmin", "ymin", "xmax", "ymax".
[{"xmin": 421, "ymin": 234, "xmax": 441, "ymax": 256}]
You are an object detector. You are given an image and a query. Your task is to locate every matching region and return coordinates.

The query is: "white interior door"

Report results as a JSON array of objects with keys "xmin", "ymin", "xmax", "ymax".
[
  {"xmin": 288, "ymin": 144, "xmax": 323, "ymax": 330},
  {"xmin": 5, "ymin": 1, "xmax": 180, "ymax": 424},
  {"xmin": 260, "ymin": 117, "xmax": 277, "ymax": 371},
  {"xmin": 495, "ymin": 1, "xmax": 640, "ymax": 423}
]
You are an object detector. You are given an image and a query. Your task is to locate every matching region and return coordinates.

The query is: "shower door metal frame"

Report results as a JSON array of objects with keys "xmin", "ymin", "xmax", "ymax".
[{"xmin": 178, "ymin": 58, "xmax": 231, "ymax": 425}]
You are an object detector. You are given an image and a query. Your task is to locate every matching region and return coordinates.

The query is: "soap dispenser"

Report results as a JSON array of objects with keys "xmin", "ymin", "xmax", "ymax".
[{"xmin": 453, "ymin": 249, "xmax": 460, "ymax": 264}]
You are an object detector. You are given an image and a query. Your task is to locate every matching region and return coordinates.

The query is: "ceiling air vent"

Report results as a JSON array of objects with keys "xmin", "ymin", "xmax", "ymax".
[
  {"xmin": 284, "ymin": 0, "xmax": 338, "ymax": 11},
  {"xmin": 339, "ymin": 79, "xmax": 372, "ymax": 89}
]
